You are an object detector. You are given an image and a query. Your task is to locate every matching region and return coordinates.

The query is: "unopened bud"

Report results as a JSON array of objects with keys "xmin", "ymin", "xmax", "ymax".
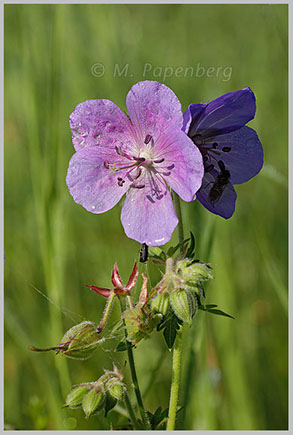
[
  {"xmin": 176, "ymin": 259, "xmax": 213, "ymax": 292},
  {"xmin": 82, "ymin": 388, "xmax": 104, "ymax": 418},
  {"xmin": 107, "ymin": 379, "xmax": 125, "ymax": 401},
  {"xmin": 59, "ymin": 321, "xmax": 102, "ymax": 360},
  {"xmin": 65, "ymin": 385, "xmax": 91, "ymax": 409},
  {"xmin": 170, "ymin": 289, "xmax": 195, "ymax": 325},
  {"xmin": 151, "ymin": 291, "xmax": 170, "ymax": 316}
]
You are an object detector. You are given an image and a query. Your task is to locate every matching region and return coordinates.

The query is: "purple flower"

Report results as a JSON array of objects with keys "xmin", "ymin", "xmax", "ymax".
[
  {"xmin": 66, "ymin": 81, "xmax": 204, "ymax": 246},
  {"xmin": 183, "ymin": 87, "xmax": 263, "ymax": 218}
]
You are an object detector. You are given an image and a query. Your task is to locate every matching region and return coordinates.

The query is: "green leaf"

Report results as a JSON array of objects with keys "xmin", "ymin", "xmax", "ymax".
[
  {"xmin": 162, "ymin": 312, "xmax": 182, "ymax": 349},
  {"xmin": 205, "ymin": 304, "xmax": 218, "ymax": 309},
  {"xmin": 206, "ymin": 308, "xmax": 235, "ymax": 319},
  {"xmin": 186, "ymin": 231, "xmax": 195, "ymax": 258},
  {"xmin": 115, "ymin": 340, "xmax": 127, "ymax": 352},
  {"xmin": 167, "ymin": 237, "xmax": 190, "ymax": 258}
]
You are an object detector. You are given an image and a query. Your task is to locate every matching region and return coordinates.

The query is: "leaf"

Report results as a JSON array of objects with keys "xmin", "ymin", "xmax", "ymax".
[
  {"xmin": 205, "ymin": 304, "xmax": 218, "ymax": 309},
  {"xmin": 167, "ymin": 237, "xmax": 190, "ymax": 258},
  {"xmin": 162, "ymin": 312, "xmax": 182, "ymax": 349},
  {"xmin": 206, "ymin": 308, "xmax": 235, "ymax": 319},
  {"xmin": 186, "ymin": 231, "xmax": 195, "ymax": 258},
  {"xmin": 115, "ymin": 340, "xmax": 127, "ymax": 352}
]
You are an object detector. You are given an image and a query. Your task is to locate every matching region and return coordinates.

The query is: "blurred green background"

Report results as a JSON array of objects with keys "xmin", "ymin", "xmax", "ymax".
[{"xmin": 4, "ymin": 4, "xmax": 288, "ymax": 430}]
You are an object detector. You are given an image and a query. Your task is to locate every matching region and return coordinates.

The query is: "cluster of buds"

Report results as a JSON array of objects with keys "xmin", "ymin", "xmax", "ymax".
[
  {"xmin": 151, "ymin": 257, "xmax": 213, "ymax": 325},
  {"xmin": 64, "ymin": 365, "xmax": 125, "ymax": 418},
  {"xmin": 29, "ymin": 321, "xmax": 103, "ymax": 360}
]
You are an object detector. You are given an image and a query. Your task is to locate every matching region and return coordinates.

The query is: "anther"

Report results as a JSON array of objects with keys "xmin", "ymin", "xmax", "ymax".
[
  {"xmin": 133, "ymin": 156, "xmax": 146, "ymax": 163},
  {"xmin": 192, "ymin": 134, "xmax": 205, "ymax": 146},
  {"xmin": 144, "ymin": 134, "xmax": 152, "ymax": 144},
  {"xmin": 115, "ymin": 146, "xmax": 124, "ymax": 156},
  {"xmin": 222, "ymin": 147, "xmax": 231, "ymax": 152},
  {"xmin": 130, "ymin": 184, "xmax": 145, "ymax": 189},
  {"xmin": 117, "ymin": 177, "xmax": 125, "ymax": 187},
  {"xmin": 104, "ymin": 161, "xmax": 110, "ymax": 169},
  {"xmin": 167, "ymin": 164, "xmax": 175, "ymax": 170},
  {"xmin": 205, "ymin": 164, "xmax": 214, "ymax": 173},
  {"xmin": 212, "ymin": 142, "xmax": 218, "ymax": 148},
  {"xmin": 154, "ymin": 158, "xmax": 165, "ymax": 164}
]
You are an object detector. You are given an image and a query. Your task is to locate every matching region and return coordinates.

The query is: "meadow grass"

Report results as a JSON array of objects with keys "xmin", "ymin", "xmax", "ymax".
[{"xmin": 4, "ymin": 4, "xmax": 288, "ymax": 430}]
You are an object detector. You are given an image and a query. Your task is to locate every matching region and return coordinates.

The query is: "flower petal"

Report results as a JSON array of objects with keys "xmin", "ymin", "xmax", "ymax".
[
  {"xmin": 196, "ymin": 169, "xmax": 237, "ymax": 219},
  {"xmin": 126, "ymin": 81, "xmax": 183, "ymax": 145},
  {"xmin": 205, "ymin": 126, "xmax": 263, "ymax": 184},
  {"xmin": 69, "ymin": 99, "xmax": 135, "ymax": 153},
  {"xmin": 192, "ymin": 87, "xmax": 256, "ymax": 138},
  {"xmin": 182, "ymin": 103, "xmax": 206, "ymax": 134},
  {"xmin": 66, "ymin": 147, "xmax": 130, "ymax": 214},
  {"xmin": 120, "ymin": 176, "xmax": 178, "ymax": 246},
  {"xmin": 154, "ymin": 130, "xmax": 204, "ymax": 202}
]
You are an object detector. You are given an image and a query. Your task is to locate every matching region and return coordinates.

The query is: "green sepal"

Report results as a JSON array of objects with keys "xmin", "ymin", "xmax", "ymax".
[
  {"xmin": 64, "ymin": 385, "xmax": 91, "ymax": 409},
  {"xmin": 60, "ymin": 321, "xmax": 102, "ymax": 360},
  {"xmin": 82, "ymin": 388, "xmax": 104, "ymax": 418},
  {"xmin": 151, "ymin": 291, "xmax": 170, "ymax": 316},
  {"xmin": 170, "ymin": 289, "xmax": 194, "ymax": 325}
]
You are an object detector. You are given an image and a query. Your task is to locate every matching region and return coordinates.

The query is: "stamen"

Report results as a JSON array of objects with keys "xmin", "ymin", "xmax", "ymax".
[
  {"xmin": 154, "ymin": 158, "xmax": 165, "ymax": 164},
  {"xmin": 133, "ymin": 156, "xmax": 146, "ymax": 163},
  {"xmin": 205, "ymin": 164, "xmax": 214, "ymax": 173},
  {"xmin": 115, "ymin": 146, "xmax": 124, "ymax": 156},
  {"xmin": 161, "ymin": 171, "xmax": 171, "ymax": 176},
  {"xmin": 192, "ymin": 134, "xmax": 205, "ymax": 146},
  {"xmin": 166, "ymin": 164, "xmax": 175, "ymax": 170},
  {"xmin": 144, "ymin": 134, "xmax": 152, "ymax": 144},
  {"xmin": 222, "ymin": 147, "xmax": 231, "ymax": 152},
  {"xmin": 133, "ymin": 168, "xmax": 142, "ymax": 179},
  {"xmin": 212, "ymin": 142, "xmax": 218, "ymax": 148},
  {"xmin": 117, "ymin": 177, "xmax": 125, "ymax": 187},
  {"xmin": 130, "ymin": 184, "xmax": 145, "ymax": 189},
  {"xmin": 104, "ymin": 161, "xmax": 110, "ymax": 169}
]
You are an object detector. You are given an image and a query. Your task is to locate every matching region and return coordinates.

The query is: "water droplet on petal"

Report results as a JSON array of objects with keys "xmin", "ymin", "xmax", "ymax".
[{"xmin": 91, "ymin": 205, "xmax": 96, "ymax": 210}]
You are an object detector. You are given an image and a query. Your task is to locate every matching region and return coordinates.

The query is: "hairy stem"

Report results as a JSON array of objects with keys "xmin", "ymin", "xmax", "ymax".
[
  {"xmin": 167, "ymin": 193, "xmax": 185, "ymax": 430},
  {"xmin": 118, "ymin": 297, "xmax": 151, "ymax": 430},
  {"xmin": 124, "ymin": 391, "xmax": 140, "ymax": 430}
]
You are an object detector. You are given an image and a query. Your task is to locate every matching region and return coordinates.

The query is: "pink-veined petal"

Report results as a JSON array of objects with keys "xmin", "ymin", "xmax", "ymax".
[
  {"xmin": 69, "ymin": 99, "xmax": 136, "ymax": 153},
  {"xmin": 154, "ymin": 129, "xmax": 204, "ymax": 202},
  {"xmin": 66, "ymin": 147, "xmax": 131, "ymax": 214},
  {"xmin": 126, "ymin": 81, "xmax": 183, "ymax": 146},
  {"xmin": 120, "ymin": 174, "xmax": 178, "ymax": 246}
]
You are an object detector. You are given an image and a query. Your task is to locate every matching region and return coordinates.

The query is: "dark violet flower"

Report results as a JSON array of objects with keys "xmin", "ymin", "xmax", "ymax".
[
  {"xmin": 183, "ymin": 87, "xmax": 263, "ymax": 218},
  {"xmin": 66, "ymin": 81, "xmax": 204, "ymax": 245}
]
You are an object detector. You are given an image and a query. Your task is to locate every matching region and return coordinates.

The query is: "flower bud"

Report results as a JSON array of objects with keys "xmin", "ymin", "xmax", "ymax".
[
  {"xmin": 65, "ymin": 385, "xmax": 91, "ymax": 409},
  {"xmin": 170, "ymin": 289, "xmax": 195, "ymax": 325},
  {"xmin": 107, "ymin": 379, "xmax": 125, "ymax": 401},
  {"xmin": 151, "ymin": 291, "xmax": 170, "ymax": 316},
  {"xmin": 82, "ymin": 388, "xmax": 104, "ymax": 418},
  {"xmin": 59, "ymin": 321, "xmax": 102, "ymax": 360},
  {"xmin": 176, "ymin": 259, "xmax": 213, "ymax": 292}
]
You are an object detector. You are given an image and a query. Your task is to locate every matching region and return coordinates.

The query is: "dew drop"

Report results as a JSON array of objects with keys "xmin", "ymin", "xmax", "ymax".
[{"xmin": 91, "ymin": 205, "xmax": 96, "ymax": 210}]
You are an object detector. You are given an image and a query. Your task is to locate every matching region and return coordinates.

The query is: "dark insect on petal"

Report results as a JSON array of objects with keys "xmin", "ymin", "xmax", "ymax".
[{"xmin": 222, "ymin": 147, "xmax": 231, "ymax": 152}]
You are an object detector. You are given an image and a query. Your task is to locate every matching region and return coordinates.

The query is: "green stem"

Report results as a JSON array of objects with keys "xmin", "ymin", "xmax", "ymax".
[
  {"xmin": 124, "ymin": 391, "xmax": 140, "ymax": 430},
  {"xmin": 167, "ymin": 193, "xmax": 185, "ymax": 430},
  {"xmin": 166, "ymin": 327, "xmax": 183, "ymax": 430},
  {"xmin": 118, "ymin": 297, "xmax": 151, "ymax": 430},
  {"xmin": 173, "ymin": 193, "xmax": 184, "ymax": 246}
]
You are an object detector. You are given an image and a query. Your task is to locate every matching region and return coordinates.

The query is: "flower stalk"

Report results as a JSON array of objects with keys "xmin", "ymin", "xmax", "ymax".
[
  {"xmin": 118, "ymin": 296, "xmax": 151, "ymax": 430},
  {"xmin": 167, "ymin": 192, "xmax": 185, "ymax": 430}
]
